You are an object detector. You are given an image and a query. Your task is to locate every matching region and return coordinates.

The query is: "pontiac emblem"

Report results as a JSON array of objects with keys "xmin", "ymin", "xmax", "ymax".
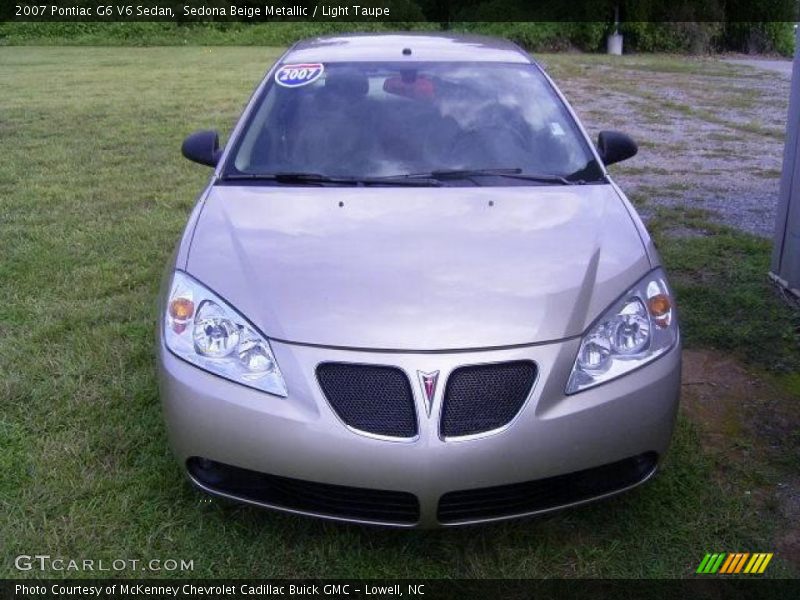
[{"xmin": 417, "ymin": 370, "xmax": 440, "ymax": 416}]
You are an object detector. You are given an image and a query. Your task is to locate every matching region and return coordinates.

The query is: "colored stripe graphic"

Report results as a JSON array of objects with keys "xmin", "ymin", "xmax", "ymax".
[
  {"xmin": 721, "ymin": 553, "xmax": 741, "ymax": 574},
  {"xmin": 722, "ymin": 553, "xmax": 741, "ymax": 574},
  {"xmin": 698, "ymin": 552, "xmax": 773, "ymax": 574},
  {"xmin": 696, "ymin": 554, "xmax": 712, "ymax": 574},
  {"xmin": 741, "ymin": 553, "xmax": 774, "ymax": 574},
  {"xmin": 710, "ymin": 553, "xmax": 726, "ymax": 573},
  {"xmin": 757, "ymin": 553, "xmax": 773, "ymax": 574},
  {"xmin": 744, "ymin": 554, "xmax": 761, "ymax": 573},
  {"xmin": 734, "ymin": 553, "xmax": 750, "ymax": 573},
  {"xmin": 719, "ymin": 553, "xmax": 736, "ymax": 573},
  {"xmin": 697, "ymin": 553, "xmax": 726, "ymax": 574}
]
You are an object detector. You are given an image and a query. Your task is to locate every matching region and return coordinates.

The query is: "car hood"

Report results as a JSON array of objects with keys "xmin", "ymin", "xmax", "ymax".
[{"xmin": 186, "ymin": 184, "xmax": 650, "ymax": 350}]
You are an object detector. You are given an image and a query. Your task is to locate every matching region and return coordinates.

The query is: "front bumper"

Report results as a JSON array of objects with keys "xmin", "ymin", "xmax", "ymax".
[{"xmin": 158, "ymin": 336, "xmax": 681, "ymax": 528}]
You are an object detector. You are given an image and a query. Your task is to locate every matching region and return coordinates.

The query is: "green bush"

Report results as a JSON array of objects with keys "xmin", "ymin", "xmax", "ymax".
[
  {"xmin": 569, "ymin": 22, "xmax": 610, "ymax": 52},
  {"xmin": 620, "ymin": 22, "xmax": 723, "ymax": 54},
  {"xmin": 0, "ymin": 19, "xmax": 795, "ymax": 56},
  {"xmin": 0, "ymin": 21, "xmax": 438, "ymax": 46},
  {"xmin": 450, "ymin": 22, "xmax": 607, "ymax": 52},
  {"xmin": 722, "ymin": 22, "xmax": 796, "ymax": 56}
]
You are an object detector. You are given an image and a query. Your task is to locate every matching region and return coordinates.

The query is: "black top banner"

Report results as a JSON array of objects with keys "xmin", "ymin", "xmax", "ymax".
[{"xmin": 3, "ymin": 0, "xmax": 799, "ymax": 23}]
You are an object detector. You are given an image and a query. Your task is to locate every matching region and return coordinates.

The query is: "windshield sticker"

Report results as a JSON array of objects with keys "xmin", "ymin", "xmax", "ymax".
[{"xmin": 275, "ymin": 63, "xmax": 324, "ymax": 88}]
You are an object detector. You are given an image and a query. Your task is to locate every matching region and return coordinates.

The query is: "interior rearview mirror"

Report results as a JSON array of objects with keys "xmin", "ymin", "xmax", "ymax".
[
  {"xmin": 597, "ymin": 131, "xmax": 638, "ymax": 166},
  {"xmin": 182, "ymin": 130, "xmax": 221, "ymax": 167}
]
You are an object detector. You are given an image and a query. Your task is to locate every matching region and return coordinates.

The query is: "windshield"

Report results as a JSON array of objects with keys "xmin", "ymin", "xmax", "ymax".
[{"xmin": 225, "ymin": 61, "xmax": 603, "ymax": 185}]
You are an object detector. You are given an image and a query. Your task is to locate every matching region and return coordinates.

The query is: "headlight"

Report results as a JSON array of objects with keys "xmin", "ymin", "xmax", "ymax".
[
  {"xmin": 163, "ymin": 271, "xmax": 287, "ymax": 397},
  {"xmin": 566, "ymin": 269, "xmax": 678, "ymax": 394}
]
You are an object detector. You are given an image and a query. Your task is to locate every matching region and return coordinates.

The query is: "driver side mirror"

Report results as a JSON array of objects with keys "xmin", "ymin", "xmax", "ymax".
[
  {"xmin": 597, "ymin": 131, "xmax": 637, "ymax": 166},
  {"xmin": 182, "ymin": 130, "xmax": 221, "ymax": 167}
]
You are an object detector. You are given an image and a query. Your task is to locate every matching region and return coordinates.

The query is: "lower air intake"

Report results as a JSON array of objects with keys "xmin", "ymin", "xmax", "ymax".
[
  {"xmin": 188, "ymin": 457, "xmax": 420, "ymax": 525},
  {"xmin": 437, "ymin": 452, "xmax": 659, "ymax": 524}
]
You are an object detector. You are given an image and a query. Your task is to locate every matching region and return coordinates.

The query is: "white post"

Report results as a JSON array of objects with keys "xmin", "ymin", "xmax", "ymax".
[
  {"xmin": 771, "ymin": 26, "xmax": 800, "ymax": 298},
  {"xmin": 607, "ymin": 5, "xmax": 623, "ymax": 55}
]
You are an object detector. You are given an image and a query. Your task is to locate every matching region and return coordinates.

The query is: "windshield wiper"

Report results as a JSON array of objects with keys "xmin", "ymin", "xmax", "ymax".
[
  {"xmin": 221, "ymin": 172, "xmax": 442, "ymax": 186},
  {"xmin": 382, "ymin": 168, "xmax": 582, "ymax": 185},
  {"xmin": 223, "ymin": 172, "xmax": 349, "ymax": 184}
]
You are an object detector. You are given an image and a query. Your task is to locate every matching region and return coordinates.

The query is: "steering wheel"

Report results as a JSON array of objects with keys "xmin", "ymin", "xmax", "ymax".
[{"xmin": 447, "ymin": 124, "xmax": 530, "ymax": 165}]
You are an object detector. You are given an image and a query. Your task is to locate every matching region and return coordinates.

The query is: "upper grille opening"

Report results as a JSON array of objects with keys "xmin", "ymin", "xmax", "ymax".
[
  {"xmin": 317, "ymin": 363, "xmax": 417, "ymax": 438},
  {"xmin": 441, "ymin": 360, "xmax": 537, "ymax": 438}
]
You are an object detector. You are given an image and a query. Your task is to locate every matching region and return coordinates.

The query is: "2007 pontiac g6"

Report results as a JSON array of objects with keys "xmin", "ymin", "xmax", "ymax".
[{"xmin": 158, "ymin": 33, "xmax": 681, "ymax": 527}]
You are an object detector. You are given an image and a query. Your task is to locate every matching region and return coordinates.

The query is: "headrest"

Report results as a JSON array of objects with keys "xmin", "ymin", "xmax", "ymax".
[{"xmin": 324, "ymin": 69, "xmax": 369, "ymax": 98}]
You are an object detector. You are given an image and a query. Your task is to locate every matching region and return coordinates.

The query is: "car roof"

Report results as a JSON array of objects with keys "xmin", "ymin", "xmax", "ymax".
[{"xmin": 282, "ymin": 33, "xmax": 534, "ymax": 64}]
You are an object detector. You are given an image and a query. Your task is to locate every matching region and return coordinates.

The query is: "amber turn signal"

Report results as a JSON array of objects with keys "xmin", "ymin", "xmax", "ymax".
[
  {"xmin": 647, "ymin": 294, "xmax": 672, "ymax": 327},
  {"xmin": 169, "ymin": 297, "xmax": 195, "ymax": 320},
  {"xmin": 169, "ymin": 297, "xmax": 195, "ymax": 333}
]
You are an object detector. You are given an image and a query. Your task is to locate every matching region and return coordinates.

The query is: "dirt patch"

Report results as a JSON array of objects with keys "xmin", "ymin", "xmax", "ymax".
[{"xmin": 681, "ymin": 349, "xmax": 800, "ymax": 569}]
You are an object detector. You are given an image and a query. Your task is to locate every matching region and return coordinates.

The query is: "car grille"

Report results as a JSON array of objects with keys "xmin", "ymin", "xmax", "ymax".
[
  {"xmin": 317, "ymin": 363, "xmax": 417, "ymax": 438},
  {"xmin": 440, "ymin": 360, "xmax": 537, "ymax": 438},
  {"xmin": 437, "ymin": 452, "xmax": 658, "ymax": 524},
  {"xmin": 187, "ymin": 458, "xmax": 420, "ymax": 525}
]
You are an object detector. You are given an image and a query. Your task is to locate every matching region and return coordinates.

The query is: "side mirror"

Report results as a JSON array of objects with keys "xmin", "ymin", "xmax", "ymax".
[
  {"xmin": 181, "ymin": 130, "xmax": 221, "ymax": 167},
  {"xmin": 597, "ymin": 131, "xmax": 637, "ymax": 166}
]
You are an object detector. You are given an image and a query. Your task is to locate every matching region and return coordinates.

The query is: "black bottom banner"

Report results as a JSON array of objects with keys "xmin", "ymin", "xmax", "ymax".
[{"xmin": 2, "ymin": 579, "xmax": 799, "ymax": 600}]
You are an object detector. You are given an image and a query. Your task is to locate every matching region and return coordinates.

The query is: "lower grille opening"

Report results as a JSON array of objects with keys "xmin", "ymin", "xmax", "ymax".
[
  {"xmin": 437, "ymin": 452, "xmax": 658, "ymax": 524},
  {"xmin": 187, "ymin": 457, "xmax": 420, "ymax": 525}
]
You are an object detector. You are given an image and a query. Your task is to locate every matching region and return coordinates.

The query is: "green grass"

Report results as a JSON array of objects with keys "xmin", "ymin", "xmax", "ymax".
[
  {"xmin": 2, "ymin": 47, "xmax": 799, "ymax": 579},
  {"xmin": 631, "ymin": 92, "xmax": 785, "ymax": 141},
  {"xmin": 648, "ymin": 207, "xmax": 800, "ymax": 373}
]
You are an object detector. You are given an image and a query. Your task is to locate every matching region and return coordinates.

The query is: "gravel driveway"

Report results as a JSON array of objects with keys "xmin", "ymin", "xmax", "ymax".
[
  {"xmin": 724, "ymin": 58, "xmax": 793, "ymax": 77},
  {"xmin": 540, "ymin": 54, "xmax": 791, "ymax": 237}
]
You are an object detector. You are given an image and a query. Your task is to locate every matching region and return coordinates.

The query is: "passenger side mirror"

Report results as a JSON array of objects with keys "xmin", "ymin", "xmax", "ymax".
[
  {"xmin": 597, "ymin": 131, "xmax": 637, "ymax": 166},
  {"xmin": 182, "ymin": 130, "xmax": 221, "ymax": 167}
]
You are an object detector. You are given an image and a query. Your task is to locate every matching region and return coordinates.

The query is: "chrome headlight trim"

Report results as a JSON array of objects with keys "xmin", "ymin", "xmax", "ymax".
[
  {"xmin": 163, "ymin": 270, "xmax": 287, "ymax": 397},
  {"xmin": 566, "ymin": 268, "xmax": 678, "ymax": 395}
]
